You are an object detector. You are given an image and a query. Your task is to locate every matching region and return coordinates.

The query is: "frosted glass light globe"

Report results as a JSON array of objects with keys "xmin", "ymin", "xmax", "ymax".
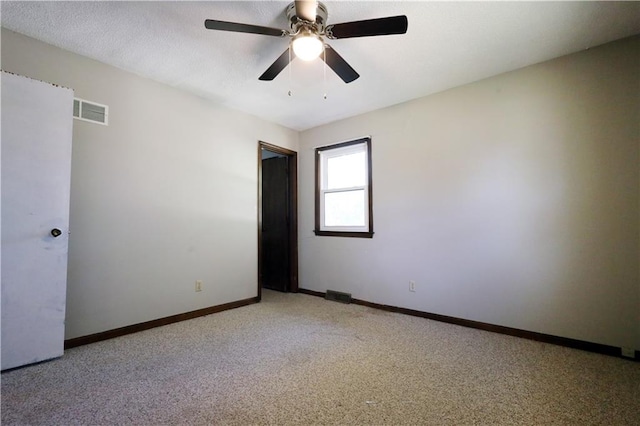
[{"xmin": 292, "ymin": 34, "xmax": 323, "ymax": 61}]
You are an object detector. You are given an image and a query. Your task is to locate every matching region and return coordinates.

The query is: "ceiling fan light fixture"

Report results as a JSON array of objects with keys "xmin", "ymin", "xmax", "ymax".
[
  {"xmin": 292, "ymin": 31, "xmax": 323, "ymax": 61},
  {"xmin": 205, "ymin": 3, "xmax": 407, "ymax": 83}
]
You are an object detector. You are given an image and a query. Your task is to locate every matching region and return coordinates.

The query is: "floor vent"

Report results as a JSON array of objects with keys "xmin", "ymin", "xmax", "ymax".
[{"xmin": 325, "ymin": 290, "xmax": 352, "ymax": 304}]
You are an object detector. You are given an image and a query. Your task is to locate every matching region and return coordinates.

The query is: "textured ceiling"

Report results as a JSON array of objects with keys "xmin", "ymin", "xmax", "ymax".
[{"xmin": 2, "ymin": 1, "xmax": 640, "ymax": 131}]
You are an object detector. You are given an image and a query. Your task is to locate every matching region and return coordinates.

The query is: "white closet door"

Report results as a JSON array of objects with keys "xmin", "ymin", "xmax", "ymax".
[{"xmin": 1, "ymin": 72, "xmax": 74, "ymax": 370}]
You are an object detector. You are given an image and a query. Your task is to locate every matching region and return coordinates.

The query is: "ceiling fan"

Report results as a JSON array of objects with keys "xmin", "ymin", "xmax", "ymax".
[{"xmin": 204, "ymin": 0, "xmax": 408, "ymax": 83}]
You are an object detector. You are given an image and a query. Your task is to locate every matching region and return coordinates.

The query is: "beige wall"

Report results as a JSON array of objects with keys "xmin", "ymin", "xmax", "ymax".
[
  {"xmin": 1, "ymin": 28, "xmax": 299, "ymax": 339},
  {"xmin": 2, "ymin": 27, "xmax": 638, "ymax": 351},
  {"xmin": 299, "ymin": 36, "xmax": 640, "ymax": 350}
]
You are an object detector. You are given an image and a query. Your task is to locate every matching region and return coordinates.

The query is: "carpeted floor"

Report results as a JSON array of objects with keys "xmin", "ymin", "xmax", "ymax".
[{"xmin": 2, "ymin": 290, "xmax": 639, "ymax": 425}]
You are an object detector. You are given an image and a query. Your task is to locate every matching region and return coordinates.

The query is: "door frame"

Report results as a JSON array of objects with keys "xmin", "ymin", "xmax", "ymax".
[{"xmin": 258, "ymin": 141, "xmax": 298, "ymax": 300}]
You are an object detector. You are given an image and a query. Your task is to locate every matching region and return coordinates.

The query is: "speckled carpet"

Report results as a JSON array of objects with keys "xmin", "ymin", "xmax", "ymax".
[{"xmin": 2, "ymin": 290, "xmax": 639, "ymax": 425}]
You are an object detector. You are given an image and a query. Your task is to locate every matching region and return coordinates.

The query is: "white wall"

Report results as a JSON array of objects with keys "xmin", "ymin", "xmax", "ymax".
[
  {"xmin": 1, "ymin": 29, "xmax": 298, "ymax": 339},
  {"xmin": 299, "ymin": 36, "xmax": 640, "ymax": 351}
]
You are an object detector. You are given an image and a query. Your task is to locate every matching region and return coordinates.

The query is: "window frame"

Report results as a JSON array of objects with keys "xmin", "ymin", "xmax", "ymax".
[{"xmin": 314, "ymin": 137, "xmax": 374, "ymax": 238}]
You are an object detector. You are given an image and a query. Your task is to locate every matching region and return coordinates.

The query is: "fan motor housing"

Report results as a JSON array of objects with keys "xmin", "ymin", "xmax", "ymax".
[{"xmin": 286, "ymin": 1, "xmax": 328, "ymax": 33}]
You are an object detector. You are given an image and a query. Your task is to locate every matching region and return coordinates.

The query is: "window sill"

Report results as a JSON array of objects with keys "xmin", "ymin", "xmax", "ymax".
[{"xmin": 314, "ymin": 230, "xmax": 374, "ymax": 238}]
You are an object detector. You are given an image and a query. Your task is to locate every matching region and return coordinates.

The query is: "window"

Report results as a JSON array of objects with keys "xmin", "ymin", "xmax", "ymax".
[{"xmin": 315, "ymin": 137, "xmax": 373, "ymax": 238}]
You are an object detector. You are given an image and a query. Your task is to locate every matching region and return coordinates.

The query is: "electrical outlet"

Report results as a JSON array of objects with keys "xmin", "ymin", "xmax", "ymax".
[
  {"xmin": 621, "ymin": 347, "xmax": 635, "ymax": 358},
  {"xmin": 409, "ymin": 280, "xmax": 416, "ymax": 292},
  {"xmin": 195, "ymin": 280, "xmax": 203, "ymax": 292}
]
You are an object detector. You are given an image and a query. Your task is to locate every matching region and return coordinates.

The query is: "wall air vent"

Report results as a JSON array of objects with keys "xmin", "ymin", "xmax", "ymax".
[
  {"xmin": 73, "ymin": 98, "xmax": 108, "ymax": 125},
  {"xmin": 325, "ymin": 290, "xmax": 352, "ymax": 304}
]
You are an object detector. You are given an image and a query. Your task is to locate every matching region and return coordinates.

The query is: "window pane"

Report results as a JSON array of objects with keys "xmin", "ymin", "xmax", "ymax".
[
  {"xmin": 324, "ymin": 190, "xmax": 365, "ymax": 227},
  {"xmin": 327, "ymin": 151, "xmax": 365, "ymax": 189}
]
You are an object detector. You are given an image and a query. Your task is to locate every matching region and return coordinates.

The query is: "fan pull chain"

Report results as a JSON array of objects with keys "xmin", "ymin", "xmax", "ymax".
[
  {"xmin": 323, "ymin": 46, "xmax": 327, "ymax": 100},
  {"xmin": 288, "ymin": 46, "xmax": 293, "ymax": 97}
]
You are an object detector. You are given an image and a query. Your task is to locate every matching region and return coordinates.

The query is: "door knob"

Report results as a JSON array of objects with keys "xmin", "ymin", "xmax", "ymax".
[{"xmin": 51, "ymin": 228, "xmax": 62, "ymax": 238}]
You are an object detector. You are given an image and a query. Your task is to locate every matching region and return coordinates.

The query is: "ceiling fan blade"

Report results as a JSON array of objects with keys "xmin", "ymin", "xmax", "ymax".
[
  {"xmin": 295, "ymin": 0, "xmax": 317, "ymax": 22},
  {"xmin": 259, "ymin": 48, "xmax": 292, "ymax": 81},
  {"xmin": 321, "ymin": 45, "xmax": 359, "ymax": 84},
  {"xmin": 326, "ymin": 15, "xmax": 408, "ymax": 39},
  {"xmin": 204, "ymin": 19, "xmax": 285, "ymax": 37}
]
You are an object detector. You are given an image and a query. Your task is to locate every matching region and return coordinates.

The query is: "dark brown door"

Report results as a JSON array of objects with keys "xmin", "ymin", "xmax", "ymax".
[{"xmin": 261, "ymin": 156, "xmax": 290, "ymax": 292}]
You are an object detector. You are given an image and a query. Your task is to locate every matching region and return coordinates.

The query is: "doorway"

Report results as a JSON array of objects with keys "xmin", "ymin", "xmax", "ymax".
[{"xmin": 258, "ymin": 141, "xmax": 298, "ymax": 300}]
